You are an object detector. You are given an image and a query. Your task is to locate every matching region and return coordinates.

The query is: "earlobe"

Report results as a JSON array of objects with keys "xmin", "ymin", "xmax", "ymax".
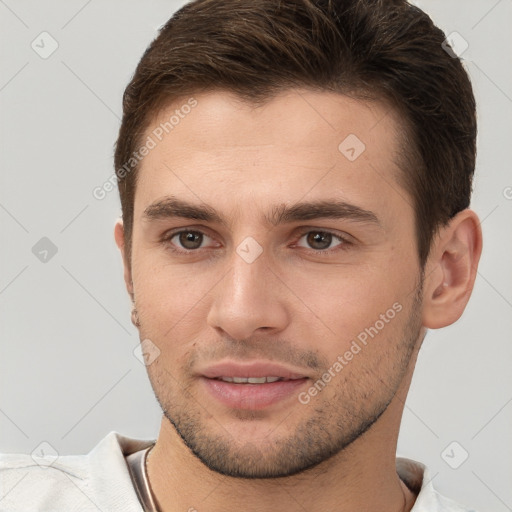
[
  {"xmin": 422, "ymin": 209, "xmax": 482, "ymax": 329},
  {"xmin": 114, "ymin": 219, "xmax": 134, "ymax": 299}
]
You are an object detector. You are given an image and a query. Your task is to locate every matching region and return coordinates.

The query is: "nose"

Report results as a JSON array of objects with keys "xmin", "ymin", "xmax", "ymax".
[{"xmin": 206, "ymin": 246, "xmax": 290, "ymax": 341}]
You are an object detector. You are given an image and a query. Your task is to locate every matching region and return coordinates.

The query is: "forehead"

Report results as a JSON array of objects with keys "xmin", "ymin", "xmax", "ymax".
[
  {"xmin": 147, "ymin": 89, "xmax": 401, "ymax": 153},
  {"xmin": 134, "ymin": 89, "xmax": 409, "ymax": 225}
]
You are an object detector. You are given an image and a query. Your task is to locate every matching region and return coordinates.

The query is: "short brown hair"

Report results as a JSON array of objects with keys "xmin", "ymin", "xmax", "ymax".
[{"xmin": 114, "ymin": 0, "xmax": 476, "ymax": 267}]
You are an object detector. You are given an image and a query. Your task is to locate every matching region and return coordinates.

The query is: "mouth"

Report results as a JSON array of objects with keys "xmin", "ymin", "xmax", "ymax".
[
  {"xmin": 199, "ymin": 361, "xmax": 310, "ymax": 409},
  {"xmin": 213, "ymin": 376, "xmax": 305, "ymax": 384}
]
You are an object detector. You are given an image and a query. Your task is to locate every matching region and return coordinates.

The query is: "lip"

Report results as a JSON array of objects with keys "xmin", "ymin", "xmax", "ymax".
[
  {"xmin": 201, "ymin": 377, "xmax": 308, "ymax": 410},
  {"xmin": 199, "ymin": 360, "xmax": 309, "ymax": 380},
  {"xmin": 198, "ymin": 360, "xmax": 310, "ymax": 410}
]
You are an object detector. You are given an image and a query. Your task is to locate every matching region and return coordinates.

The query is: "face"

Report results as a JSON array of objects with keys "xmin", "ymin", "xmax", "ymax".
[{"xmin": 122, "ymin": 89, "xmax": 424, "ymax": 478}]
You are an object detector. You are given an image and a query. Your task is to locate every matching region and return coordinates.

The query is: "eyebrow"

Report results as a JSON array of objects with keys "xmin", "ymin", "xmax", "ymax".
[{"xmin": 142, "ymin": 195, "xmax": 381, "ymax": 228}]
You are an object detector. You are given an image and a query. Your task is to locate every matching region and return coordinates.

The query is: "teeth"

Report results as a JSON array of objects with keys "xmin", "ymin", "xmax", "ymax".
[{"xmin": 219, "ymin": 376, "xmax": 283, "ymax": 383}]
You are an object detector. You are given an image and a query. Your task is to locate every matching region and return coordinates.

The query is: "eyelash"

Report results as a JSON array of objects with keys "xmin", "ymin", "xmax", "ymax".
[{"xmin": 161, "ymin": 228, "xmax": 353, "ymax": 257}]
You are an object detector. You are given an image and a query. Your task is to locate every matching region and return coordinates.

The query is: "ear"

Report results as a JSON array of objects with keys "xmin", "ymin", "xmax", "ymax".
[
  {"xmin": 114, "ymin": 218, "xmax": 134, "ymax": 301},
  {"xmin": 422, "ymin": 209, "xmax": 483, "ymax": 329}
]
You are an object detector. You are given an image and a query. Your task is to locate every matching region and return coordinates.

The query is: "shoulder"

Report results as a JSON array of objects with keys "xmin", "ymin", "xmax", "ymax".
[
  {"xmin": 0, "ymin": 431, "xmax": 154, "ymax": 512},
  {"xmin": 397, "ymin": 457, "xmax": 480, "ymax": 512}
]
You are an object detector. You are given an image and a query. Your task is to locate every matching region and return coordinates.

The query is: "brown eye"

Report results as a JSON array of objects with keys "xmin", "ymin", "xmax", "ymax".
[
  {"xmin": 296, "ymin": 230, "xmax": 346, "ymax": 252},
  {"xmin": 163, "ymin": 229, "xmax": 216, "ymax": 253},
  {"xmin": 177, "ymin": 231, "xmax": 204, "ymax": 250},
  {"xmin": 306, "ymin": 232, "xmax": 334, "ymax": 250}
]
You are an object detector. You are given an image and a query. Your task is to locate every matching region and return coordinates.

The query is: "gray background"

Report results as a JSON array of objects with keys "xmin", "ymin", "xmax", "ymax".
[{"xmin": 1, "ymin": 1, "xmax": 511, "ymax": 510}]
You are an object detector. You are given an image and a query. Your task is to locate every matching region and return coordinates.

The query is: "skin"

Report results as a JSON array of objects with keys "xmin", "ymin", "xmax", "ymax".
[{"xmin": 114, "ymin": 89, "xmax": 482, "ymax": 512}]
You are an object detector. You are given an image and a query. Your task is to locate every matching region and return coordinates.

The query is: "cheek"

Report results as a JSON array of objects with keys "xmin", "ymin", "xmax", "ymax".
[
  {"xmin": 285, "ymin": 262, "xmax": 410, "ymax": 339},
  {"xmin": 132, "ymin": 257, "xmax": 217, "ymax": 335}
]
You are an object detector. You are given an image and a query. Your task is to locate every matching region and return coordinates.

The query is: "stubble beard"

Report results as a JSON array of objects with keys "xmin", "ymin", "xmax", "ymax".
[{"xmin": 146, "ymin": 282, "xmax": 424, "ymax": 479}]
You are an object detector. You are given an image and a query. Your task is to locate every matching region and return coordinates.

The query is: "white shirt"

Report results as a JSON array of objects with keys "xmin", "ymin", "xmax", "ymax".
[{"xmin": 0, "ymin": 431, "xmax": 478, "ymax": 511}]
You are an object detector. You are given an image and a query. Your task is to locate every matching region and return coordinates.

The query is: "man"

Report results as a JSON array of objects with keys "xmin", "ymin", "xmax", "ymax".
[{"xmin": 0, "ymin": 0, "xmax": 482, "ymax": 510}]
